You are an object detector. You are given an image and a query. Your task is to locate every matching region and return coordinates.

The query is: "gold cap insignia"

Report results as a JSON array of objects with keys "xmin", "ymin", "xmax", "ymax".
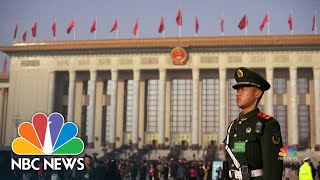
[{"xmin": 237, "ymin": 69, "xmax": 243, "ymax": 78}]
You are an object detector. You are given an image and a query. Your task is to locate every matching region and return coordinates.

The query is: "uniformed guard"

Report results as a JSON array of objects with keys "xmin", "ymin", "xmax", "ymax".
[{"xmin": 224, "ymin": 67, "xmax": 283, "ymax": 180}]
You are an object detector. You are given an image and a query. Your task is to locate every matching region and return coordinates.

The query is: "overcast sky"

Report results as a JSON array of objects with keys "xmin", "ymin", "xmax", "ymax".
[{"xmin": 0, "ymin": 0, "xmax": 319, "ymax": 71}]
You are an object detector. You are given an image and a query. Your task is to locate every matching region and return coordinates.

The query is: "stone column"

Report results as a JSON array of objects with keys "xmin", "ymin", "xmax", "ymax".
[
  {"xmin": 48, "ymin": 71, "xmax": 55, "ymax": 114},
  {"xmin": 67, "ymin": 71, "xmax": 76, "ymax": 122},
  {"xmin": 138, "ymin": 80, "xmax": 145, "ymax": 148},
  {"xmin": 86, "ymin": 70, "xmax": 97, "ymax": 148},
  {"xmin": 266, "ymin": 67, "xmax": 274, "ymax": 115},
  {"xmin": 289, "ymin": 67, "xmax": 298, "ymax": 148},
  {"xmin": 0, "ymin": 89, "xmax": 4, "ymax": 145},
  {"xmin": 192, "ymin": 68, "xmax": 199, "ymax": 149},
  {"xmin": 132, "ymin": 69, "xmax": 140, "ymax": 149},
  {"xmin": 314, "ymin": 67, "xmax": 320, "ymax": 151},
  {"xmin": 158, "ymin": 69, "xmax": 166, "ymax": 149},
  {"xmin": 109, "ymin": 70, "xmax": 118, "ymax": 150},
  {"xmin": 219, "ymin": 68, "xmax": 226, "ymax": 149}
]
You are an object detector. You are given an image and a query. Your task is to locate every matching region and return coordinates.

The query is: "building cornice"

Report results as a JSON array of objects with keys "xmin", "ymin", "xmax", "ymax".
[{"xmin": 0, "ymin": 35, "xmax": 320, "ymax": 55}]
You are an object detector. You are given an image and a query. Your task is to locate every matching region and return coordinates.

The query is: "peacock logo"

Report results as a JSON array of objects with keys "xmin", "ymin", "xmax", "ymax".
[
  {"xmin": 12, "ymin": 112, "xmax": 84, "ymax": 155},
  {"xmin": 278, "ymin": 145, "xmax": 297, "ymax": 157}
]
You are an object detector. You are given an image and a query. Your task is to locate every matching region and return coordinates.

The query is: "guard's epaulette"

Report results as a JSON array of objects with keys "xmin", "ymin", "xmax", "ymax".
[{"xmin": 257, "ymin": 112, "xmax": 272, "ymax": 120}]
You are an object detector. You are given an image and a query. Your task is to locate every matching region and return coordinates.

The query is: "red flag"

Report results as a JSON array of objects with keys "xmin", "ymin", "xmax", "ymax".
[
  {"xmin": 22, "ymin": 31, "xmax": 27, "ymax": 42},
  {"xmin": 90, "ymin": 19, "xmax": 96, "ymax": 33},
  {"xmin": 238, "ymin": 15, "xmax": 248, "ymax": 30},
  {"xmin": 110, "ymin": 18, "xmax": 118, "ymax": 32},
  {"xmin": 13, "ymin": 24, "xmax": 18, "ymax": 40},
  {"xmin": 52, "ymin": 20, "xmax": 56, "ymax": 37},
  {"xmin": 288, "ymin": 12, "xmax": 293, "ymax": 31},
  {"xmin": 312, "ymin": 11, "xmax": 316, "ymax": 32},
  {"xmin": 133, "ymin": 18, "xmax": 139, "ymax": 36},
  {"xmin": 67, "ymin": 19, "xmax": 75, "ymax": 34},
  {"xmin": 195, "ymin": 16, "xmax": 199, "ymax": 34},
  {"xmin": 158, "ymin": 17, "xmax": 165, "ymax": 33},
  {"xmin": 176, "ymin": 8, "xmax": 182, "ymax": 27},
  {"xmin": 3, "ymin": 56, "xmax": 7, "ymax": 73},
  {"xmin": 32, "ymin": 22, "xmax": 37, "ymax": 37},
  {"xmin": 221, "ymin": 14, "xmax": 224, "ymax": 33},
  {"xmin": 260, "ymin": 13, "xmax": 269, "ymax": 31}
]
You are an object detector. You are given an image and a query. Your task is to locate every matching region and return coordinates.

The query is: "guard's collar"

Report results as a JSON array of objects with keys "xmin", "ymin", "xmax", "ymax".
[{"xmin": 238, "ymin": 108, "xmax": 260, "ymax": 121}]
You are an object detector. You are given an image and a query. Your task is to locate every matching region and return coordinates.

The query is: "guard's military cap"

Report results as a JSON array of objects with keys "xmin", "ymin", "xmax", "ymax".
[{"xmin": 232, "ymin": 67, "xmax": 270, "ymax": 91}]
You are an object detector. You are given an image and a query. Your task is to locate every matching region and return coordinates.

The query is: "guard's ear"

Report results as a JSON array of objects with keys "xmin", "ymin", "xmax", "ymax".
[{"xmin": 255, "ymin": 89, "xmax": 263, "ymax": 99}]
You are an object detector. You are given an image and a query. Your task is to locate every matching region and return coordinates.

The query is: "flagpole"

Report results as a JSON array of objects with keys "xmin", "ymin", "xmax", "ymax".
[
  {"xmin": 179, "ymin": 0, "xmax": 182, "ymax": 38},
  {"xmin": 290, "ymin": 10, "xmax": 293, "ymax": 35},
  {"xmin": 95, "ymin": 17, "xmax": 97, "ymax": 40},
  {"xmin": 54, "ymin": 18, "xmax": 56, "ymax": 41},
  {"xmin": 14, "ymin": 21, "xmax": 17, "ymax": 43},
  {"xmin": 221, "ymin": 11, "xmax": 224, "ymax": 36},
  {"xmin": 162, "ymin": 17, "xmax": 165, "ymax": 38},
  {"xmin": 245, "ymin": 13, "xmax": 248, "ymax": 36},
  {"xmin": 116, "ymin": 16, "xmax": 119, "ymax": 39},
  {"xmin": 73, "ymin": 18, "xmax": 76, "ymax": 40},
  {"xmin": 267, "ymin": 11, "xmax": 270, "ymax": 36},
  {"xmin": 136, "ymin": 17, "xmax": 139, "ymax": 39},
  {"xmin": 314, "ymin": 10, "xmax": 317, "ymax": 34},
  {"xmin": 34, "ymin": 19, "xmax": 37, "ymax": 42}
]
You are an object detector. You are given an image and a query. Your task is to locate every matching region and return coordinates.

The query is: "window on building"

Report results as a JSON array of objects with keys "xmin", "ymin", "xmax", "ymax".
[
  {"xmin": 274, "ymin": 105, "xmax": 287, "ymax": 144},
  {"xmin": 101, "ymin": 80, "xmax": 112, "ymax": 146},
  {"xmin": 228, "ymin": 79, "xmax": 241, "ymax": 122},
  {"xmin": 124, "ymin": 80, "xmax": 133, "ymax": 132},
  {"xmin": 298, "ymin": 105, "xmax": 310, "ymax": 149},
  {"xmin": 297, "ymin": 78, "xmax": 309, "ymax": 94},
  {"xmin": 81, "ymin": 106, "xmax": 88, "ymax": 145},
  {"xmin": 171, "ymin": 79, "xmax": 192, "ymax": 132},
  {"xmin": 63, "ymin": 81, "xmax": 69, "ymax": 95},
  {"xmin": 202, "ymin": 79, "xmax": 219, "ymax": 133},
  {"xmin": 83, "ymin": 80, "xmax": 88, "ymax": 95},
  {"xmin": 146, "ymin": 80, "xmax": 159, "ymax": 132},
  {"xmin": 273, "ymin": 78, "xmax": 286, "ymax": 94}
]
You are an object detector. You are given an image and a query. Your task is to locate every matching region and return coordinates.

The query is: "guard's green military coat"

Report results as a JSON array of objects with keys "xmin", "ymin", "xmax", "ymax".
[{"xmin": 224, "ymin": 108, "xmax": 283, "ymax": 180}]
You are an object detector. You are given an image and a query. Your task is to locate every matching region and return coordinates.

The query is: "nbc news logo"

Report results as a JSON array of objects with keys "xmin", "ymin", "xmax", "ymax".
[
  {"xmin": 11, "ymin": 112, "xmax": 85, "ymax": 170},
  {"xmin": 278, "ymin": 145, "xmax": 298, "ymax": 161}
]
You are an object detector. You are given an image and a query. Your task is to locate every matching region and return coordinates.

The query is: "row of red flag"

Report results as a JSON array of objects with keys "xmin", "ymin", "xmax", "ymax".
[{"xmin": 13, "ymin": 9, "xmax": 317, "ymax": 42}]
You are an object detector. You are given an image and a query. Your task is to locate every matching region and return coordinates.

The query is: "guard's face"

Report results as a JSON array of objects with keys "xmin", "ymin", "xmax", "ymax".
[{"xmin": 236, "ymin": 86, "xmax": 262, "ymax": 109}]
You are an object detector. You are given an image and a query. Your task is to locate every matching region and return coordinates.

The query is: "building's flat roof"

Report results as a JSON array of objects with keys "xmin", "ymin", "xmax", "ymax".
[
  {"xmin": 0, "ymin": 73, "xmax": 9, "ymax": 81},
  {"xmin": 0, "ymin": 35, "xmax": 320, "ymax": 54}
]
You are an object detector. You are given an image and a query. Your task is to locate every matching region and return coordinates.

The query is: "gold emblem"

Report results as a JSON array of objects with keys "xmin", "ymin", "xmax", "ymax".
[
  {"xmin": 171, "ymin": 47, "xmax": 187, "ymax": 65},
  {"xmin": 272, "ymin": 131, "xmax": 281, "ymax": 144},
  {"xmin": 237, "ymin": 69, "xmax": 244, "ymax": 78}
]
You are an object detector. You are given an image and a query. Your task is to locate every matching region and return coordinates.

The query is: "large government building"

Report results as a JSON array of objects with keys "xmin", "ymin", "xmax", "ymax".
[{"xmin": 0, "ymin": 35, "xmax": 320, "ymax": 154}]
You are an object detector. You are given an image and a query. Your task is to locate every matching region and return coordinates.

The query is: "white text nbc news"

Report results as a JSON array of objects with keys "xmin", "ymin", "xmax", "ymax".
[{"xmin": 11, "ymin": 158, "xmax": 84, "ymax": 170}]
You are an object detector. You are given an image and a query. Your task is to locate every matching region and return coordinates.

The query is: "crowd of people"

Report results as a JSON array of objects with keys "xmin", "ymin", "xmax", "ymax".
[
  {"xmin": 1, "ymin": 150, "xmax": 217, "ymax": 180},
  {"xmin": 0, "ymin": 144, "xmax": 220, "ymax": 180},
  {"xmin": 283, "ymin": 158, "xmax": 320, "ymax": 180},
  {"xmin": 1, "ymin": 148, "xmax": 320, "ymax": 180}
]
